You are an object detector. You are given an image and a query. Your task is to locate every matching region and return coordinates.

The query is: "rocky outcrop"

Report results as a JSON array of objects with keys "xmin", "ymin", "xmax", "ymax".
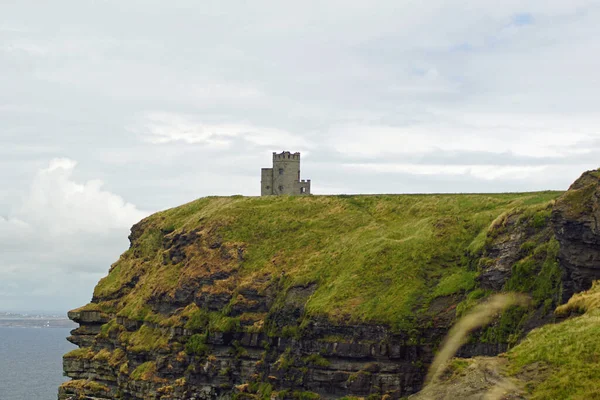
[
  {"xmin": 60, "ymin": 321, "xmax": 437, "ymax": 399},
  {"xmin": 476, "ymin": 210, "xmax": 552, "ymax": 291},
  {"xmin": 59, "ymin": 227, "xmax": 558, "ymax": 399},
  {"xmin": 61, "ymin": 221, "xmax": 450, "ymax": 399},
  {"xmin": 552, "ymin": 169, "xmax": 600, "ymax": 300},
  {"xmin": 61, "ymin": 179, "xmax": 600, "ymax": 399},
  {"xmin": 67, "ymin": 309, "xmax": 110, "ymax": 348}
]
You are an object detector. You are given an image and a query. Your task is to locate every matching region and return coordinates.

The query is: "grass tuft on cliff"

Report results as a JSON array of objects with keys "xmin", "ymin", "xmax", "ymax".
[
  {"xmin": 60, "ymin": 380, "xmax": 110, "ymax": 396},
  {"xmin": 89, "ymin": 192, "xmax": 561, "ymax": 330}
]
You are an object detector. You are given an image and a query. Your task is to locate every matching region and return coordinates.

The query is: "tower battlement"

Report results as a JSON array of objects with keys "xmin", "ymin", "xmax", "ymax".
[
  {"xmin": 273, "ymin": 151, "xmax": 301, "ymax": 161},
  {"xmin": 261, "ymin": 151, "xmax": 311, "ymax": 196}
]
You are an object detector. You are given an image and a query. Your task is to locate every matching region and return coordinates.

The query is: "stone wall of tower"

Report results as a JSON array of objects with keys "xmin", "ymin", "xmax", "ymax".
[
  {"xmin": 272, "ymin": 152, "xmax": 301, "ymax": 195},
  {"xmin": 294, "ymin": 179, "xmax": 311, "ymax": 195},
  {"xmin": 260, "ymin": 151, "xmax": 311, "ymax": 196},
  {"xmin": 261, "ymin": 168, "xmax": 274, "ymax": 195}
]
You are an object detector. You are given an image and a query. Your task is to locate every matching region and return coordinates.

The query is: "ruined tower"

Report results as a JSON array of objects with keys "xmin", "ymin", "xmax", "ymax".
[{"xmin": 261, "ymin": 151, "xmax": 311, "ymax": 196}]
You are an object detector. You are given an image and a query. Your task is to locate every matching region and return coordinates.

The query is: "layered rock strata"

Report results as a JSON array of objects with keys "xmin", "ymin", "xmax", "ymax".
[{"xmin": 59, "ymin": 172, "xmax": 600, "ymax": 399}]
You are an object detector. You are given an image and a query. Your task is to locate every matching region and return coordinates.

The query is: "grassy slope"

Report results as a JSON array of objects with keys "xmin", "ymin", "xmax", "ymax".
[
  {"xmin": 408, "ymin": 285, "xmax": 600, "ymax": 400},
  {"xmin": 502, "ymin": 170, "xmax": 600, "ymax": 399},
  {"xmin": 92, "ymin": 192, "xmax": 561, "ymax": 329},
  {"xmin": 507, "ymin": 281, "xmax": 600, "ymax": 399}
]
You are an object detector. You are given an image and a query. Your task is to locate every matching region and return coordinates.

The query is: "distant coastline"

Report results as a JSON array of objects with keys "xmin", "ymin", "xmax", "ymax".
[{"xmin": 0, "ymin": 312, "xmax": 76, "ymax": 329}]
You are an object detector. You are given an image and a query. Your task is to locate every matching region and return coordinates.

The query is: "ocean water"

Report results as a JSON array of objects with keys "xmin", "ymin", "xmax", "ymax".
[{"xmin": 0, "ymin": 327, "xmax": 75, "ymax": 400}]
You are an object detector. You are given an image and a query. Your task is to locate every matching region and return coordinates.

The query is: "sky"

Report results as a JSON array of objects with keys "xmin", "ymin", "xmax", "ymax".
[{"xmin": 1, "ymin": 0, "xmax": 599, "ymax": 313}]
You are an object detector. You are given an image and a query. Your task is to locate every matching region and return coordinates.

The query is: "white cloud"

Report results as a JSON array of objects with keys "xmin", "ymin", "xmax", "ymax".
[
  {"xmin": 0, "ymin": 216, "xmax": 31, "ymax": 243},
  {"xmin": 16, "ymin": 158, "xmax": 147, "ymax": 236},
  {"xmin": 0, "ymin": 159, "xmax": 149, "ymax": 312},
  {"xmin": 345, "ymin": 163, "xmax": 548, "ymax": 181},
  {"xmin": 133, "ymin": 112, "xmax": 310, "ymax": 149},
  {"xmin": 327, "ymin": 111, "xmax": 600, "ymax": 159}
]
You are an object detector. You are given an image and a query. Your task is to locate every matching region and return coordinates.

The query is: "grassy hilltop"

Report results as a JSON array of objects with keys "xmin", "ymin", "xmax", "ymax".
[{"xmin": 92, "ymin": 191, "xmax": 561, "ymax": 331}]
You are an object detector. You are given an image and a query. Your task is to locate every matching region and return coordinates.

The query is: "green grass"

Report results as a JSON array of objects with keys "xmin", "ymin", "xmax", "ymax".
[
  {"xmin": 432, "ymin": 270, "xmax": 477, "ymax": 298},
  {"xmin": 130, "ymin": 361, "xmax": 157, "ymax": 381},
  {"xmin": 212, "ymin": 193, "xmax": 559, "ymax": 324},
  {"xmin": 508, "ymin": 281, "xmax": 600, "ymax": 399},
  {"xmin": 185, "ymin": 333, "xmax": 209, "ymax": 356},
  {"xmin": 92, "ymin": 348, "xmax": 111, "ymax": 362},
  {"xmin": 455, "ymin": 288, "xmax": 491, "ymax": 317},
  {"xmin": 558, "ymin": 181, "xmax": 596, "ymax": 219},
  {"xmin": 64, "ymin": 347, "xmax": 94, "ymax": 359},
  {"xmin": 303, "ymin": 354, "xmax": 331, "ymax": 367},
  {"xmin": 124, "ymin": 324, "xmax": 169, "ymax": 352},
  {"xmin": 185, "ymin": 307, "xmax": 210, "ymax": 331},
  {"xmin": 61, "ymin": 380, "xmax": 110, "ymax": 395},
  {"xmin": 208, "ymin": 312, "xmax": 241, "ymax": 332},
  {"xmin": 89, "ymin": 191, "xmax": 561, "ymax": 331},
  {"xmin": 455, "ymin": 199, "xmax": 563, "ymax": 345},
  {"xmin": 505, "ymin": 238, "xmax": 562, "ymax": 306}
]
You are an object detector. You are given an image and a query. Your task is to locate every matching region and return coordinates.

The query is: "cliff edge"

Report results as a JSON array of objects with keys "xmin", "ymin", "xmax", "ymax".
[
  {"xmin": 552, "ymin": 169, "xmax": 600, "ymax": 300},
  {"xmin": 58, "ymin": 170, "xmax": 600, "ymax": 399}
]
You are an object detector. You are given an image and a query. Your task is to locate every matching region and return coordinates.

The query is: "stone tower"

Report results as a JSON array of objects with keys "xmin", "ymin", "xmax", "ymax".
[{"xmin": 261, "ymin": 151, "xmax": 311, "ymax": 196}]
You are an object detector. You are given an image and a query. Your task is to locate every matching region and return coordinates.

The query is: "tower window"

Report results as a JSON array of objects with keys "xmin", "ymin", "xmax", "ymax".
[
  {"xmin": 279, "ymin": 185, "xmax": 284, "ymax": 191},
  {"xmin": 300, "ymin": 187, "xmax": 306, "ymax": 194},
  {"xmin": 278, "ymin": 168, "xmax": 284, "ymax": 175},
  {"xmin": 266, "ymin": 186, "xmax": 270, "ymax": 190}
]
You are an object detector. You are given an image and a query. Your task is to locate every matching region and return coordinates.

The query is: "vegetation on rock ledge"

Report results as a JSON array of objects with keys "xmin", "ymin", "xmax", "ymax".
[
  {"xmin": 92, "ymin": 192, "xmax": 561, "ymax": 330},
  {"xmin": 508, "ymin": 281, "xmax": 600, "ymax": 399}
]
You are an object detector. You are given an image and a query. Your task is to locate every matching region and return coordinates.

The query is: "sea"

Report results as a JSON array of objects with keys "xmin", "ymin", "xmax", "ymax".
[{"xmin": 0, "ymin": 327, "xmax": 75, "ymax": 400}]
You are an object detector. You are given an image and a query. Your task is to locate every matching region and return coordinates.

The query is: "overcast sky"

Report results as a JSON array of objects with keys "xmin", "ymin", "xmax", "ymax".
[{"xmin": 1, "ymin": 1, "xmax": 599, "ymax": 313}]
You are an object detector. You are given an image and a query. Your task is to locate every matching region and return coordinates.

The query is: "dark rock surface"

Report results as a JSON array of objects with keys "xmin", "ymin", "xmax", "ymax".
[
  {"xmin": 476, "ymin": 213, "xmax": 528, "ymax": 291},
  {"xmin": 552, "ymin": 169, "xmax": 600, "ymax": 300},
  {"xmin": 62, "ymin": 296, "xmax": 446, "ymax": 399}
]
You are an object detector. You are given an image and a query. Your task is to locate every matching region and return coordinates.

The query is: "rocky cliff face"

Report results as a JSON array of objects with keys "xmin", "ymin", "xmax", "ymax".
[
  {"xmin": 60, "ymin": 224, "xmax": 441, "ymax": 399},
  {"xmin": 58, "ymin": 183, "xmax": 594, "ymax": 399},
  {"xmin": 552, "ymin": 170, "xmax": 600, "ymax": 301}
]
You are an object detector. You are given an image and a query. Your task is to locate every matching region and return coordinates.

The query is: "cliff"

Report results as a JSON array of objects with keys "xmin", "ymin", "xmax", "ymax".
[
  {"xmin": 410, "ymin": 279, "xmax": 600, "ymax": 400},
  {"xmin": 58, "ymin": 171, "xmax": 600, "ymax": 399},
  {"xmin": 552, "ymin": 169, "xmax": 600, "ymax": 300}
]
